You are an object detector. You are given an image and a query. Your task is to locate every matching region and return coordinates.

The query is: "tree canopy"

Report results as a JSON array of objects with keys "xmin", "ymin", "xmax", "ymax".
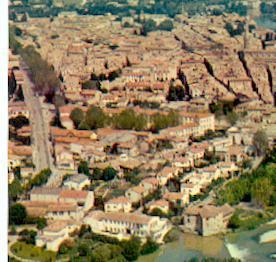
[
  {"xmin": 253, "ymin": 130, "xmax": 268, "ymax": 156},
  {"xmin": 85, "ymin": 106, "xmax": 106, "ymax": 129},
  {"xmin": 70, "ymin": 108, "xmax": 84, "ymax": 128},
  {"xmin": 78, "ymin": 160, "xmax": 90, "ymax": 176},
  {"xmin": 9, "ymin": 203, "xmax": 27, "ymax": 225},
  {"xmin": 158, "ymin": 19, "xmax": 174, "ymax": 31}
]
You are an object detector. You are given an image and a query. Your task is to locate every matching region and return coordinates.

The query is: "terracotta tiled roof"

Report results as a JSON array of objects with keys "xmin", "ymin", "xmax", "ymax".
[
  {"xmin": 107, "ymin": 196, "xmax": 131, "ymax": 205},
  {"xmin": 130, "ymin": 186, "xmax": 145, "ymax": 194},
  {"xmin": 59, "ymin": 190, "xmax": 88, "ymax": 199}
]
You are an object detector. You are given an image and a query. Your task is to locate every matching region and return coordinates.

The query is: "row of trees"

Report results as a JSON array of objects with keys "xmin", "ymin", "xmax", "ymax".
[
  {"xmin": 209, "ymin": 100, "xmax": 242, "ymax": 126},
  {"xmin": 70, "ymin": 106, "xmax": 181, "ymax": 132},
  {"xmin": 59, "ymin": 227, "xmax": 159, "ymax": 261},
  {"xmin": 216, "ymin": 149, "xmax": 276, "ymax": 208},
  {"xmin": 225, "ymin": 22, "xmax": 245, "ymax": 37},
  {"xmin": 10, "ymin": 0, "xmax": 250, "ymax": 23},
  {"xmin": 9, "ymin": 26, "xmax": 63, "ymax": 104},
  {"xmin": 141, "ymin": 19, "xmax": 174, "ymax": 35},
  {"xmin": 9, "ymin": 169, "xmax": 51, "ymax": 205},
  {"xmin": 9, "ymin": 203, "xmax": 47, "ymax": 230},
  {"xmin": 78, "ymin": 160, "xmax": 118, "ymax": 182}
]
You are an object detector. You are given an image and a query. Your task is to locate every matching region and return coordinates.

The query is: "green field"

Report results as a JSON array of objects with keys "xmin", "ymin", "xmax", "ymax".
[{"xmin": 11, "ymin": 242, "xmax": 56, "ymax": 262}]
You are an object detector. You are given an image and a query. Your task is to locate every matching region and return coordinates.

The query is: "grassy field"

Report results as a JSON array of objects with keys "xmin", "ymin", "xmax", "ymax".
[
  {"xmin": 229, "ymin": 208, "xmax": 276, "ymax": 231},
  {"xmin": 11, "ymin": 242, "xmax": 56, "ymax": 262}
]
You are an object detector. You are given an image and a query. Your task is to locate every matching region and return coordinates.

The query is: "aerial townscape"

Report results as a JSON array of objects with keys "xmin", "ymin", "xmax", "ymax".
[{"xmin": 7, "ymin": 0, "xmax": 276, "ymax": 261}]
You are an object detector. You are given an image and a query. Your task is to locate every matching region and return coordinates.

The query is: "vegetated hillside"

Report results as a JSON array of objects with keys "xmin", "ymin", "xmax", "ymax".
[{"xmin": 9, "ymin": 0, "xmax": 250, "ymax": 19}]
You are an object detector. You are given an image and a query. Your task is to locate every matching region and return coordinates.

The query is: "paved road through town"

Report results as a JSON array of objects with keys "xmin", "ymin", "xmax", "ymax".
[{"xmin": 20, "ymin": 60, "xmax": 54, "ymax": 174}]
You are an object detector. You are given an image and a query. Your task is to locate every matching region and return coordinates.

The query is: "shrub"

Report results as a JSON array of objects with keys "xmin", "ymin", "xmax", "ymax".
[{"xmin": 140, "ymin": 238, "xmax": 159, "ymax": 255}]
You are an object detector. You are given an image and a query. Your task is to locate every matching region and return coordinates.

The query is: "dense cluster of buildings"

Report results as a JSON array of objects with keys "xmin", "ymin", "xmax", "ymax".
[{"xmin": 8, "ymin": 10, "xmax": 276, "ymax": 253}]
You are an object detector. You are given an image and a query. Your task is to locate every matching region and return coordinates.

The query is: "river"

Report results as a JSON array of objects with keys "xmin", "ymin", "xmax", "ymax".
[{"xmin": 139, "ymin": 222, "xmax": 276, "ymax": 262}]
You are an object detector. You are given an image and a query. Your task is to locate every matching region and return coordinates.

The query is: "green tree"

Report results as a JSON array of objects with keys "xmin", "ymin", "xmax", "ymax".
[
  {"xmin": 21, "ymin": 13, "xmax": 28, "ymax": 22},
  {"xmin": 36, "ymin": 217, "xmax": 47, "ymax": 230},
  {"xmin": 226, "ymin": 111, "xmax": 238, "ymax": 126},
  {"xmin": 78, "ymin": 243, "xmax": 91, "ymax": 257},
  {"xmin": 85, "ymin": 106, "xmax": 106, "ymax": 129},
  {"xmin": 167, "ymin": 84, "xmax": 185, "ymax": 101},
  {"xmin": 29, "ymin": 168, "xmax": 51, "ymax": 188},
  {"xmin": 134, "ymin": 114, "xmax": 147, "ymax": 131},
  {"xmin": 103, "ymin": 166, "xmax": 117, "ymax": 181},
  {"xmin": 70, "ymin": 108, "xmax": 84, "ymax": 128},
  {"xmin": 78, "ymin": 120, "xmax": 90, "ymax": 130},
  {"xmin": 114, "ymin": 108, "xmax": 147, "ymax": 130},
  {"xmin": 167, "ymin": 110, "xmax": 180, "ymax": 127},
  {"xmin": 140, "ymin": 237, "xmax": 159, "ymax": 255},
  {"xmin": 251, "ymin": 178, "xmax": 273, "ymax": 207},
  {"xmin": 93, "ymin": 167, "xmax": 103, "ymax": 180},
  {"xmin": 9, "ymin": 178, "xmax": 23, "ymax": 202},
  {"xmin": 122, "ymin": 237, "xmax": 141, "ymax": 261},
  {"xmin": 225, "ymin": 22, "xmax": 235, "ymax": 37},
  {"xmin": 82, "ymin": 80, "xmax": 100, "ymax": 90},
  {"xmin": 19, "ymin": 229, "xmax": 37, "ymax": 245},
  {"xmin": 158, "ymin": 19, "xmax": 173, "ymax": 31},
  {"xmin": 14, "ymin": 27, "xmax": 22, "ymax": 37},
  {"xmin": 78, "ymin": 160, "xmax": 90, "ymax": 176},
  {"xmin": 9, "ymin": 115, "xmax": 29, "ymax": 129},
  {"xmin": 151, "ymin": 113, "xmax": 169, "ymax": 132},
  {"xmin": 253, "ymin": 130, "xmax": 268, "ymax": 156},
  {"xmin": 228, "ymin": 212, "xmax": 240, "ymax": 229},
  {"xmin": 142, "ymin": 19, "xmax": 157, "ymax": 35},
  {"xmin": 149, "ymin": 208, "xmax": 167, "ymax": 218},
  {"xmin": 9, "ymin": 203, "xmax": 27, "ymax": 225}
]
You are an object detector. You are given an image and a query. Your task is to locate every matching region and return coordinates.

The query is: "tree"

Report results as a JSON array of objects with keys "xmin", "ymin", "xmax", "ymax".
[
  {"xmin": 151, "ymin": 113, "xmax": 169, "ymax": 132},
  {"xmin": 78, "ymin": 160, "xmax": 90, "ymax": 176},
  {"xmin": 9, "ymin": 115, "xmax": 29, "ymax": 129},
  {"xmin": 29, "ymin": 168, "xmax": 51, "ymax": 188},
  {"xmin": 140, "ymin": 237, "xmax": 159, "ymax": 255},
  {"xmin": 19, "ymin": 229, "xmax": 37, "ymax": 245},
  {"xmin": 226, "ymin": 111, "xmax": 238, "ymax": 126},
  {"xmin": 85, "ymin": 106, "xmax": 106, "ymax": 129},
  {"xmin": 114, "ymin": 109, "xmax": 139, "ymax": 130},
  {"xmin": 78, "ymin": 120, "xmax": 90, "ymax": 130},
  {"xmin": 9, "ymin": 178, "xmax": 23, "ymax": 203},
  {"xmin": 122, "ymin": 237, "xmax": 141, "ymax": 261},
  {"xmin": 167, "ymin": 84, "xmax": 185, "ymax": 101},
  {"xmin": 225, "ymin": 22, "xmax": 235, "ymax": 37},
  {"xmin": 9, "ymin": 203, "xmax": 27, "ymax": 225},
  {"xmin": 228, "ymin": 212, "xmax": 240, "ymax": 229},
  {"xmin": 158, "ymin": 19, "xmax": 173, "ymax": 31},
  {"xmin": 149, "ymin": 208, "xmax": 167, "ymax": 218},
  {"xmin": 14, "ymin": 27, "xmax": 22, "ymax": 37},
  {"xmin": 70, "ymin": 108, "xmax": 84, "ymax": 128},
  {"xmin": 36, "ymin": 217, "xmax": 47, "ymax": 230},
  {"xmin": 251, "ymin": 178, "xmax": 273, "ymax": 207},
  {"xmin": 167, "ymin": 110, "xmax": 180, "ymax": 127},
  {"xmin": 92, "ymin": 168, "xmax": 103, "ymax": 180},
  {"xmin": 253, "ymin": 130, "xmax": 268, "ymax": 156},
  {"xmin": 134, "ymin": 114, "xmax": 147, "ymax": 131},
  {"xmin": 21, "ymin": 13, "xmax": 28, "ymax": 22},
  {"xmin": 78, "ymin": 243, "xmax": 91, "ymax": 257},
  {"xmin": 102, "ymin": 166, "xmax": 117, "ymax": 181},
  {"xmin": 81, "ymin": 80, "xmax": 100, "ymax": 90},
  {"xmin": 142, "ymin": 19, "xmax": 157, "ymax": 35}
]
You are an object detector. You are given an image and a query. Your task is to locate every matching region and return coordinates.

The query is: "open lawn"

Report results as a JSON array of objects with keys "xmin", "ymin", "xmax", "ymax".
[{"xmin": 11, "ymin": 242, "xmax": 56, "ymax": 262}]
